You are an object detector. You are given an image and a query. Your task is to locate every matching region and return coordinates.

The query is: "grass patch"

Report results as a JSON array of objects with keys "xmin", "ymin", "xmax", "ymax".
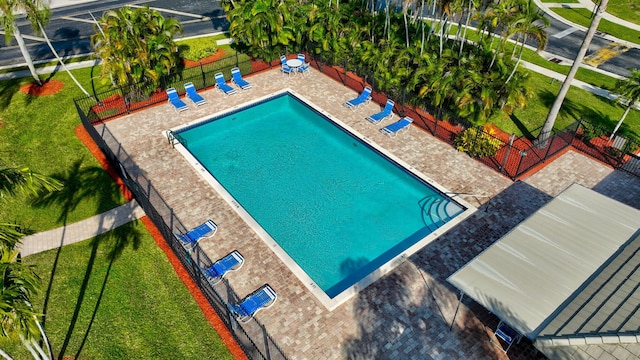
[
  {"xmin": 0, "ymin": 68, "xmax": 126, "ymax": 231},
  {"xmin": 551, "ymin": 7, "xmax": 640, "ymax": 45},
  {"xmin": 607, "ymin": 0, "xmax": 640, "ymax": 26},
  {"xmin": 489, "ymin": 71, "xmax": 640, "ymax": 139},
  {"xmin": 0, "ymin": 221, "xmax": 234, "ymax": 360}
]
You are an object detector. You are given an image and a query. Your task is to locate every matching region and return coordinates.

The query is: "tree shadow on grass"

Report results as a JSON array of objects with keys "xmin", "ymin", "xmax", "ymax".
[
  {"xmin": 30, "ymin": 157, "xmax": 140, "ymax": 358},
  {"xmin": 538, "ymin": 89, "xmax": 582, "ymax": 122},
  {"xmin": 64, "ymin": 222, "xmax": 142, "ymax": 359},
  {"xmin": 0, "ymin": 78, "xmax": 23, "ymax": 109},
  {"xmin": 509, "ymin": 113, "xmax": 535, "ymax": 139}
]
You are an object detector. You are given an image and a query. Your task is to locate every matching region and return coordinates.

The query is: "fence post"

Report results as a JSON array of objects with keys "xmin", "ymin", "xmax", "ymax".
[
  {"xmin": 500, "ymin": 134, "xmax": 516, "ymax": 175},
  {"xmin": 573, "ymin": 119, "xmax": 583, "ymax": 144},
  {"xmin": 120, "ymin": 86, "xmax": 130, "ymax": 114},
  {"xmin": 514, "ymin": 149, "xmax": 526, "ymax": 179},
  {"xmin": 200, "ymin": 63, "xmax": 206, "ymax": 89}
]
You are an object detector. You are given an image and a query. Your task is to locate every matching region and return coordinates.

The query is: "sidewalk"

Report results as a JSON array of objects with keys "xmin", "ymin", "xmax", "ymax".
[{"xmin": 19, "ymin": 200, "xmax": 146, "ymax": 257}]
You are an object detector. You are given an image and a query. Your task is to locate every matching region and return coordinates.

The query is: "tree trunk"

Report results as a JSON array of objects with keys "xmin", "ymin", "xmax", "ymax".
[
  {"xmin": 536, "ymin": 0, "xmax": 608, "ymax": 147},
  {"xmin": 0, "ymin": 349, "xmax": 14, "ymax": 360},
  {"xmin": 609, "ymin": 104, "xmax": 631, "ymax": 140},
  {"xmin": 505, "ymin": 34, "xmax": 527, "ymax": 84},
  {"xmin": 13, "ymin": 24, "xmax": 42, "ymax": 86},
  {"xmin": 37, "ymin": 21, "xmax": 91, "ymax": 97}
]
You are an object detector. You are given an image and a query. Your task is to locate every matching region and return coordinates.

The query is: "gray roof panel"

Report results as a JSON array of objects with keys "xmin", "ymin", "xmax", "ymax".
[{"xmin": 448, "ymin": 184, "xmax": 640, "ymax": 340}]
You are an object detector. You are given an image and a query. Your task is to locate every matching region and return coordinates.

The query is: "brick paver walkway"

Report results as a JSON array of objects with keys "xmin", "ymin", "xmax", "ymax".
[{"xmin": 97, "ymin": 67, "xmax": 640, "ymax": 359}]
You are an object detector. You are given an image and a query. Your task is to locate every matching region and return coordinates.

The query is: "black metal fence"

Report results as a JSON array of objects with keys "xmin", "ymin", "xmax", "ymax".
[
  {"xmin": 77, "ymin": 102, "xmax": 288, "ymax": 360},
  {"xmin": 75, "ymin": 53, "xmax": 255, "ymax": 124}
]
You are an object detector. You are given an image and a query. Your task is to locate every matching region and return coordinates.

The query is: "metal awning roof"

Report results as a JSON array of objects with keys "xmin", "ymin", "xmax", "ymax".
[{"xmin": 447, "ymin": 183, "xmax": 640, "ymax": 340}]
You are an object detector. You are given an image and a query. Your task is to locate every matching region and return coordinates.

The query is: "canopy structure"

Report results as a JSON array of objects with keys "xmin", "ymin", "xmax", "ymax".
[{"xmin": 448, "ymin": 183, "xmax": 640, "ymax": 343}]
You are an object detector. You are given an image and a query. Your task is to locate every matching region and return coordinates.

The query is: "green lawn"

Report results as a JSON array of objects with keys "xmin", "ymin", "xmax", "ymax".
[
  {"xmin": 551, "ymin": 7, "xmax": 640, "ymax": 45},
  {"xmin": 0, "ymin": 221, "xmax": 234, "ymax": 360},
  {"xmin": 489, "ymin": 71, "xmax": 640, "ymax": 139},
  {"xmin": 607, "ymin": 0, "xmax": 640, "ymax": 26},
  {"xmin": 0, "ymin": 68, "xmax": 127, "ymax": 231}
]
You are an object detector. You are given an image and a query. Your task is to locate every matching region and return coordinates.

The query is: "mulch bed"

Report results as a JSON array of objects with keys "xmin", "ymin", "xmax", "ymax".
[{"xmin": 19, "ymin": 80, "xmax": 64, "ymax": 96}]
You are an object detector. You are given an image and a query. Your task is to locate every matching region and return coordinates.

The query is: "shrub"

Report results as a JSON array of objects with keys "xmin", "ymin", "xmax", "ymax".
[
  {"xmin": 454, "ymin": 126, "xmax": 503, "ymax": 158},
  {"xmin": 180, "ymin": 39, "xmax": 219, "ymax": 61}
]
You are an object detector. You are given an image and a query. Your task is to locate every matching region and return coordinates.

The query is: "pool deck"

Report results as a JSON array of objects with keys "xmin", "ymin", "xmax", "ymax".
[{"xmin": 101, "ymin": 67, "xmax": 640, "ymax": 359}]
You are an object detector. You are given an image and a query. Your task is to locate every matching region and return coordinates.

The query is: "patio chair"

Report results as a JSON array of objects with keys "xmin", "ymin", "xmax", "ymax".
[
  {"xmin": 281, "ymin": 64, "xmax": 294, "ymax": 77},
  {"xmin": 202, "ymin": 250, "xmax": 244, "ymax": 285},
  {"xmin": 184, "ymin": 82, "xmax": 207, "ymax": 106},
  {"xmin": 380, "ymin": 116, "xmax": 413, "ymax": 137},
  {"xmin": 175, "ymin": 219, "xmax": 217, "ymax": 251},
  {"xmin": 344, "ymin": 86, "xmax": 372, "ymax": 110},
  {"xmin": 492, "ymin": 321, "xmax": 521, "ymax": 353},
  {"xmin": 166, "ymin": 87, "xmax": 189, "ymax": 113},
  {"xmin": 229, "ymin": 284, "xmax": 277, "ymax": 323},
  {"xmin": 297, "ymin": 53, "xmax": 305, "ymax": 62},
  {"xmin": 366, "ymin": 99, "xmax": 395, "ymax": 124},
  {"xmin": 298, "ymin": 62, "xmax": 311, "ymax": 77},
  {"xmin": 231, "ymin": 67, "xmax": 252, "ymax": 90},
  {"xmin": 214, "ymin": 72, "xmax": 237, "ymax": 96},
  {"xmin": 280, "ymin": 54, "xmax": 287, "ymax": 65}
]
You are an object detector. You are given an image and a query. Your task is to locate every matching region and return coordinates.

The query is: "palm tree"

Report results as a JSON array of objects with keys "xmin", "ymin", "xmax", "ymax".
[
  {"xmin": 227, "ymin": 0, "xmax": 294, "ymax": 61},
  {"xmin": 91, "ymin": 6, "xmax": 183, "ymax": 96},
  {"xmin": 609, "ymin": 69, "xmax": 640, "ymax": 140},
  {"xmin": 1, "ymin": 166, "xmax": 62, "ymax": 360},
  {"xmin": 0, "ymin": 0, "xmax": 50, "ymax": 86},
  {"xmin": 504, "ymin": 0, "xmax": 548, "ymax": 84},
  {"xmin": 536, "ymin": 0, "xmax": 609, "ymax": 147}
]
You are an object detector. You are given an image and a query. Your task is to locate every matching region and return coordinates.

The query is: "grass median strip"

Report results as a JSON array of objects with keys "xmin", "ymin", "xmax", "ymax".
[{"xmin": 551, "ymin": 7, "xmax": 640, "ymax": 45}]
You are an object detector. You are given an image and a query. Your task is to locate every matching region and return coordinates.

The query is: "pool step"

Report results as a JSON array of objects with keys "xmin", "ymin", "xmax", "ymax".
[{"xmin": 420, "ymin": 196, "xmax": 461, "ymax": 232}]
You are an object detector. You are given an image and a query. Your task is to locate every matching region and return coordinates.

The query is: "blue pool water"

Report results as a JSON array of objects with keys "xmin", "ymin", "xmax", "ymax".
[{"xmin": 177, "ymin": 93, "xmax": 465, "ymax": 298}]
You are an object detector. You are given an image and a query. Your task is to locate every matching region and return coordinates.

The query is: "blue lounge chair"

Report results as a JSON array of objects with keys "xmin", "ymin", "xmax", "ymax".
[
  {"xmin": 281, "ymin": 64, "xmax": 293, "ymax": 77},
  {"xmin": 366, "ymin": 99, "xmax": 395, "ymax": 124},
  {"xmin": 231, "ymin": 67, "xmax": 252, "ymax": 90},
  {"xmin": 202, "ymin": 250, "xmax": 244, "ymax": 285},
  {"xmin": 297, "ymin": 53, "xmax": 305, "ymax": 62},
  {"xmin": 229, "ymin": 284, "xmax": 277, "ymax": 323},
  {"xmin": 280, "ymin": 54, "xmax": 287, "ymax": 66},
  {"xmin": 176, "ymin": 219, "xmax": 217, "ymax": 251},
  {"xmin": 298, "ymin": 62, "xmax": 311, "ymax": 77},
  {"xmin": 166, "ymin": 87, "xmax": 189, "ymax": 113},
  {"xmin": 381, "ymin": 116, "xmax": 413, "ymax": 137},
  {"xmin": 184, "ymin": 82, "xmax": 207, "ymax": 106},
  {"xmin": 344, "ymin": 86, "xmax": 372, "ymax": 110},
  {"xmin": 214, "ymin": 72, "xmax": 237, "ymax": 95}
]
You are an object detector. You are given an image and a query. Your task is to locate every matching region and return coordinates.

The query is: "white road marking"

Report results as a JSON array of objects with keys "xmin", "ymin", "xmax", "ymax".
[
  {"xmin": 0, "ymin": 31, "xmax": 45, "ymax": 42},
  {"xmin": 552, "ymin": 27, "xmax": 578, "ymax": 39},
  {"xmin": 127, "ymin": 4, "xmax": 204, "ymax": 19},
  {"xmin": 60, "ymin": 16, "xmax": 97, "ymax": 24}
]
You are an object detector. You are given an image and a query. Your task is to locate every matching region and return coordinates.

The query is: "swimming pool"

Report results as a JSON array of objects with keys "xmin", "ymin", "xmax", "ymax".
[{"xmin": 170, "ymin": 89, "xmax": 475, "ymax": 309}]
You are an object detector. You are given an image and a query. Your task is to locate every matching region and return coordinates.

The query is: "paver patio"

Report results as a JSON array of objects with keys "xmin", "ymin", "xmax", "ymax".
[{"xmin": 98, "ymin": 67, "xmax": 640, "ymax": 359}]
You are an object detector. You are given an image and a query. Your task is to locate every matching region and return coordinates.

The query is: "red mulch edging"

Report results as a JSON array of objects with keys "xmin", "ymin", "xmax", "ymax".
[
  {"xmin": 19, "ymin": 80, "xmax": 64, "ymax": 96},
  {"xmin": 140, "ymin": 216, "xmax": 248, "ymax": 360},
  {"xmin": 75, "ymin": 124, "xmax": 247, "ymax": 360},
  {"xmin": 75, "ymin": 124, "xmax": 133, "ymax": 201}
]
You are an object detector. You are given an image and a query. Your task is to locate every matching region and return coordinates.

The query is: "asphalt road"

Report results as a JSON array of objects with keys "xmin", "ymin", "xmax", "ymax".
[
  {"xmin": 0, "ymin": 0, "xmax": 228, "ymax": 67},
  {"xmin": 0, "ymin": 1, "xmax": 638, "ymax": 77}
]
